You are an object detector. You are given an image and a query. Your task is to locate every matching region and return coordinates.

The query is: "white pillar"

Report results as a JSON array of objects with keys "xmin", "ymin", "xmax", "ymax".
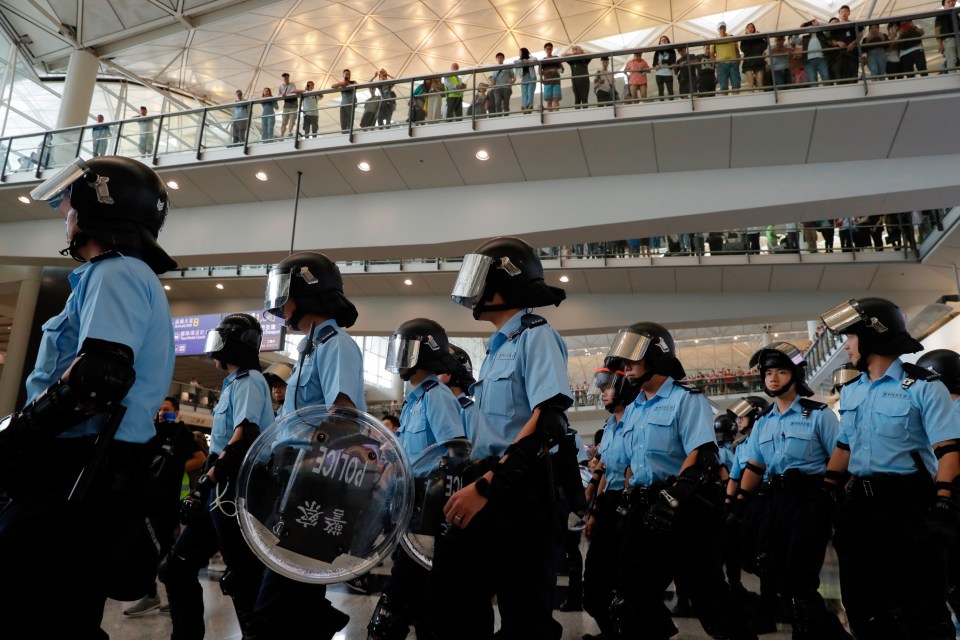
[
  {"xmin": 0, "ymin": 267, "xmax": 41, "ymax": 415},
  {"xmin": 807, "ymin": 320, "xmax": 820, "ymax": 342},
  {"xmin": 57, "ymin": 50, "xmax": 99, "ymax": 128}
]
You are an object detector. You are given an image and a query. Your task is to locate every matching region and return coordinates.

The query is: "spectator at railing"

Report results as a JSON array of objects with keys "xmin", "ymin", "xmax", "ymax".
[
  {"xmin": 259, "ymin": 88, "xmax": 277, "ymax": 140},
  {"xmin": 696, "ymin": 45, "xmax": 717, "ymax": 95},
  {"xmin": 715, "ymin": 21, "xmax": 742, "ymax": 93},
  {"xmin": 331, "ymin": 69, "xmax": 358, "ymax": 132},
  {"xmin": 517, "ymin": 48, "xmax": 538, "ymax": 113},
  {"xmin": 802, "ymin": 19, "xmax": 832, "ymax": 85},
  {"xmin": 443, "ymin": 63, "xmax": 467, "ymax": 121},
  {"xmin": 359, "ymin": 87, "xmax": 380, "ymax": 129},
  {"xmin": 541, "ymin": 42, "xmax": 565, "ymax": 111},
  {"xmin": 278, "ymin": 72, "xmax": 298, "ymax": 137},
  {"xmin": 652, "ymin": 37, "xmax": 676, "ymax": 99},
  {"xmin": 137, "ymin": 106, "xmax": 154, "ymax": 156},
  {"xmin": 467, "ymin": 82, "xmax": 489, "ymax": 117},
  {"xmin": 861, "ymin": 23, "xmax": 889, "ymax": 79},
  {"xmin": 767, "ymin": 35, "xmax": 792, "ymax": 87},
  {"xmin": 830, "ymin": 5, "xmax": 863, "ymax": 83},
  {"xmin": 936, "ymin": 0, "xmax": 959, "ymax": 71},
  {"xmin": 298, "ymin": 82, "xmax": 318, "ymax": 137},
  {"xmin": 230, "ymin": 90, "xmax": 250, "ymax": 144},
  {"xmin": 488, "ymin": 53, "xmax": 515, "ymax": 116},
  {"xmin": 425, "ymin": 76, "xmax": 444, "ymax": 121},
  {"xmin": 740, "ymin": 23, "xmax": 767, "ymax": 91},
  {"xmin": 675, "ymin": 45, "xmax": 698, "ymax": 95},
  {"xmin": 593, "ymin": 55, "xmax": 617, "ymax": 104},
  {"xmin": 563, "ymin": 45, "xmax": 593, "ymax": 108},
  {"xmin": 624, "ymin": 50, "xmax": 649, "ymax": 101},
  {"xmin": 91, "ymin": 114, "xmax": 110, "ymax": 157},
  {"xmin": 897, "ymin": 19, "xmax": 929, "ymax": 76},
  {"xmin": 371, "ymin": 68, "xmax": 397, "ymax": 127},
  {"xmin": 886, "ymin": 22, "xmax": 903, "ymax": 77}
]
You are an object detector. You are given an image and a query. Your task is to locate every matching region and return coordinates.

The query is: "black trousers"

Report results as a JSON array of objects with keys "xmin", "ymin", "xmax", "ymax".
[
  {"xmin": 834, "ymin": 476, "xmax": 953, "ymax": 639},
  {"xmin": 426, "ymin": 473, "xmax": 555, "ymax": 640},
  {"xmin": 571, "ymin": 76, "xmax": 590, "ymax": 107},
  {"xmin": 380, "ymin": 546, "xmax": 429, "ymax": 631},
  {"xmin": 446, "ymin": 96, "xmax": 463, "ymax": 120},
  {"xmin": 0, "ymin": 438, "xmax": 154, "ymax": 639},
  {"xmin": 656, "ymin": 75, "xmax": 674, "ymax": 99},
  {"xmin": 583, "ymin": 491, "xmax": 625, "ymax": 638}
]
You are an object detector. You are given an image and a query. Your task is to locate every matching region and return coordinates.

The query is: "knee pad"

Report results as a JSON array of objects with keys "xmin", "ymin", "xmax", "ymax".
[
  {"xmin": 157, "ymin": 551, "xmax": 194, "ymax": 588},
  {"xmin": 368, "ymin": 593, "xmax": 411, "ymax": 640}
]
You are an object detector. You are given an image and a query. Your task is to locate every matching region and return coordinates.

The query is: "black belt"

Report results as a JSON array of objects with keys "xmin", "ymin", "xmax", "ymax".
[
  {"xmin": 848, "ymin": 474, "xmax": 930, "ymax": 499},
  {"xmin": 763, "ymin": 472, "xmax": 823, "ymax": 493}
]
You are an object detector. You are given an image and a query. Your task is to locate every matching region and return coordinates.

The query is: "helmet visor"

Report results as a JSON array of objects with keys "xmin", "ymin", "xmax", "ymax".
[
  {"xmin": 451, "ymin": 253, "xmax": 494, "ymax": 308},
  {"xmin": 606, "ymin": 329, "xmax": 653, "ymax": 363},
  {"xmin": 821, "ymin": 300, "xmax": 864, "ymax": 334},
  {"xmin": 749, "ymin": 342, "xmax": 805, "ymax": 369},
  {"xmin": 831, "ymin": 366, "xmax": 861, "ymax": 390},
  {"xmin": 593, "ymin": 368, "xmax": 613, "ymax": 390},
  {"xmin": 727, "ymin": 398, "xmax": 756, "ymax": 419},
  {"xmin": 203, "ymin": 329, "xmax": 226, "ymax": 355},
  {"xmin": 264, "ymin": 268, "xmax": 292, "ymax": 319},
  {"xmin": 30, "ymin": 157, "xmax": 90, "ymax": 209},
  {"xmin": 385, "ymin": 335, "xmax": 422, "ymax": 373}
]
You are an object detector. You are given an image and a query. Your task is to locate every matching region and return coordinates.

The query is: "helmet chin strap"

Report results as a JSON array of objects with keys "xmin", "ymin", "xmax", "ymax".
[
  {"xmin": 627, "ymin": 370, "xmax": 654, "ymax": 388},
  {"xmin": 399, "ymin": 366, "xmax": 418, "ymax": 382},
  {"xmin": 287, "ymin": 308, "xmax": 307, "ymax": 331},
  {"xmin": 59, "ymin": 231, "xmax": 90, "ymax": 263},
  {"xmin": 763, "ymin": 374, "xmax": 796, "ymax": 398}
]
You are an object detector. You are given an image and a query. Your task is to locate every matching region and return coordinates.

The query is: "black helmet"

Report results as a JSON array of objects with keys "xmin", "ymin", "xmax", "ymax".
[
  {"xmin": 204, "ymin": 313, "xmax": 263, "ymax": 371},
  {"xmin": 830, "ymin": 362, "xmax": 861, "ymax": 394},
  {"xmin": 385, "ymin": 318, "xmax": 457, "ymax": 381},
  {"xmin": 821, "ymin": 297, "xmax": 922, "ymax": 369},
  {"xmin": 593, "ymin": 358, "xmax": 640, "ymax": 412},
  {"xmin": 917, "ymin": 349, "xmax": 960, "ymax": 394},
  {"xmin": 447, "ymin": 343, "xmax": 476, "ymax": 390},
  {"xmin": 726, "ymin": 395, "xmax": 769, "ymax": 431},
  {"xmin": 713, "ymin": 414, "xmax": 736, "ymax": 444},
  {"xmin": 749, "ymin": 341, "xmax": 814, "ymax": 398},
  {"xmin": 29, "ymin": 156, "xmax": 176, "ymax": 273},
  {"xmin": 264, "ymin": 252, "xmax": 358, "ymax": 330},
  {"xmin": 451, "ymin": 236, "xmax": 565, "ymax": 318},
  {"xmin": 604, "ymin": 321, "xmax": 685, "ymax": 384}
]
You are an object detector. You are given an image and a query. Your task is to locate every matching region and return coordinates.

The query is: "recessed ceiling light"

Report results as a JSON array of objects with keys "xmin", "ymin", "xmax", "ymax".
[
  {"xmin": 163, "ymin": 284, "xmax": 171, "ymax": 291},
  {"xmin": 695, "ymin": 339, "xmax": 699, "ymax": 344},
  {"xmin": 255, "ymin": 171, "xmax": 268, "ymax": 181},
  {"xmin": 166, "ymin": 181, "xmax": 179, "ymax": 190},
  {"xmin": 17, "ymin": 196, "xmax": 29, "ymax": 204},
  {"xmin": 734, "ymin": 336, "xmax": 739, "ymax": 341},
  {"xmin": 559, "ymin": 275, "xmax": 569, "ymax": 283},
  {"xmin": 357, "ymin": 161, "xmax": 371, "ymax": 172},
  {"xmin": 774, "ymin": 332, "xmax": 779, "ymax": 338},
  {"xmin": 403, "ymin": 279, "xmax": 413, "ymax": 286},
  {"xmin": 215, "ymin": 283, "xmax": 224, "ymax": 290},
  {"xmin": 475, "ymin": 150, "xmax": 489, "ymax": 161}
]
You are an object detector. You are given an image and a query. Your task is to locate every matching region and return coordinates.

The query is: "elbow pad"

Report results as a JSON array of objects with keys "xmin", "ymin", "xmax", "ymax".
[
  {"xmin": 679, "ymin": 442, "xmax": 721, "ymax": 482},
  {"xmin": 0, "ymin": 340, "xmax": 135, "ymax": 452},
  {"xmin": 536, "ymin": 396, "xmax": 571, "ymax": 449}
]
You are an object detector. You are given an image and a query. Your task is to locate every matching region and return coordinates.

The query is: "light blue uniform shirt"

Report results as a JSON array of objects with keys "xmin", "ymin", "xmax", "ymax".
[
  {"xmin": 597, "ymin": 414, "xmax": 629, "ymax": 491},
  {"xmin": 621, "ymin": 377, "xmax": 714, "ymax": 487},
  {"xmin": 471, "ymin": 311, "xmax": 571, "ymax": 459},
  {"xmin": 837, "ymin": 359, "xmax": 960, "ymax": 476},
  {"xmin": 397, "ymin": 375, "xmax": 465, "ymax": 460},
  {"xmin": 281, "ymin": 319, "xmax": 366, "ymax": 416},
  {"xmin": 455, "ymin": 393, "xmax": 479, "ymax": 444},
  {"xmin": 718, "ymin": 443, "xmax": 736, "ymax": 474},
  {"xmin": 729, "ymin": 430, "xmax": 757, "ymax": 481},
  {"xmin": 26, "ymin": 255, "xmax": 173, "ymax": 444},
  {"xmin": 740, "ymin": 397, "xmax": 839, "ymax": 476},
  {"xmin": 210, "ymin": 369, "xmax": 275, "ymax": 454}
]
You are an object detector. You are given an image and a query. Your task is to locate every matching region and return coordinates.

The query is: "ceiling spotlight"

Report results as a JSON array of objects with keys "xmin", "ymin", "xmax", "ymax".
[
  {"xmin": 695, "ymin": 339, "xmax": 699, "ymax": 344},
  {"xmin": 215, "ymin": 283, "xmax": 224, "ymax": 290},
  {"xmin": 357, "ymin": 161, "xmax": 371, "ymax": 172},
  {"xmin": 166, "ymin": 180, "xmax": 179, "ymax": 190},
  {"xmin": 475, "ymin": 150, "xmax": 489, "ymax": 161},
  {"xmin": 255, "ymin": 171, "xmax": 268, "ymax": 181},
  {"xmin": 17, "ymin": 195, "xmax": 29, "ymax": 204},
  {"xmin": 734, "ymin": 336, "xmax": 739, "ymax": 341},
  {"xmin": 163, "ymin": 284, "xmax": 171, "ymax": 291},
  {"xmin": 559, "ymin": 275, "xmax": 569, "ymax": 283},
  {"xmin": 774, "ymin": 332, "xmax": 779, "ymax": 338},
  {"xmin": 403, "ymin": 278, "xmax": 413, "ymax": 286}
]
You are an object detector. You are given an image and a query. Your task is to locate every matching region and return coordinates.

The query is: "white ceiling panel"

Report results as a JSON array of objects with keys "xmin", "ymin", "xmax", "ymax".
[
  {"xmin": 653, "ymin": 115, "xmax": 731, "ymax": 172},
  {"xmin": 443, "ymin": 135, "xmax": 525, "ymax": 185},
  {"xmin": 186, "ymin": 165, "xmax": 259, "ymax": 204},
  {"xmin": 325, "ymin": 148, "xmax": 409, "ymax": 193},
  {"xmin": 384, "ymin": 143, "xmax": 465, "ymax": 189},
  {"xmin": 582, "ymin": 267, "xmax": 632, "ymax": 293},
  {"xmin": 730, "ymin": 109, "xmax": 815, "ymax": 168},
  {"xmin": 807, "ymin": 101, "xmax": 906, "ymax": 163},
  {"xmin": 722, "ymin": 265, "xmax": 772, "ymax": 292},
  {"xmin": 273, "ymin": 156, "xmax": 356, "ymax": 198},
  {"xmin": 817, "ymin": 264, "xmax": 880, "ymax": 291},
  {"xmin": 769, "ymin": 264, "xmax": 824, "ymax": 291},
  {"xmin": 579, "ymin": 122, "xmax": 658, "ymax": 176},
  {"xmin": 676, "ymin": 266, "xmax": 723, "ymax": 292},
  {"xmin": 629, "ymin": 266, "xmax": 677, "ymax": 292},
  {"xmin": 508, "ymin": 129, "xmax": 589, "ymax": 180},
  {"xmin": 889, "ymin": 94, "xmax": 960, "ymax": 159}
]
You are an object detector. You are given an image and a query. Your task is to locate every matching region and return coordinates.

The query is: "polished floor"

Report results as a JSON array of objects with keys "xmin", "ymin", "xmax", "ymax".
[{"xmin": 100, "ymin": 545, "xmax": 846, "ymax": 640}]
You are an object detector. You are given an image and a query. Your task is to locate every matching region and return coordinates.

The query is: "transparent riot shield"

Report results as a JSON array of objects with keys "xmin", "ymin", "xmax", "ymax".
[
  {"xmin": 237, "ymin": 406, "xmax": 413, "ymax": 583},
  {"xmin": 400, "ymin": 438, "xmax": 476, "ymax": 569}
]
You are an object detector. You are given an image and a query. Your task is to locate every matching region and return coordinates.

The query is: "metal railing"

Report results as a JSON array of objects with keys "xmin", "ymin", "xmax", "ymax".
[{"xmin": 1, "ymin": 7, "xmax": 957, "ymax": 180}]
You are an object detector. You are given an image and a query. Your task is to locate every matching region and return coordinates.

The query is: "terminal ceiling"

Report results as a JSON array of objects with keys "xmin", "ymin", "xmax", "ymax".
[{"xmin": 0, "ymin": 0, "xmax": 938, "ymax": 104}]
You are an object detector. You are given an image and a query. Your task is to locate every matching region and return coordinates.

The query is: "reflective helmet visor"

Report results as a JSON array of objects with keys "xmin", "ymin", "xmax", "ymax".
[
  {"xmin": 831, "ymin": 366, "xmax": 861, "ymax": 390},
  {"xmin": 749, "ymin": 342, "xmax": 805, "ymax": 369},
  {"xmin": 385, "ymin": 335, "xmax": 422, "ymax": 373},
  {"xmin": 450, "ymin": 253, "xmax": 494, "ymax": 308},
  {"xmin": 821, "ymin": 299, "xmax": 865, "ymax": 334},
  {"xmin": 727, "ymin": 398, "xmax": 756, "ymax": 418},
  {"xmin": 606, "ymin": 329, "xmax": 654, "ymax": 363},
  {"xmin": 30, "ymin": 157, "xmax": 91, "ymax": 209},
  {"xmin": 264, "ymin": 268, "xmax": 292, "ymax": 319},
  {"xmin": 593, "ymin": 368, "xmax": 614, "ymax": 390},
  {"xmin": 204, "ymin": 329, "xmax": 226, "ymax": 355}
]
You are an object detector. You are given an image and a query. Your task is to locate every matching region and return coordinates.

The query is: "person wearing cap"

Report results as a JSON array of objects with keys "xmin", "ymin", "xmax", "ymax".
[
  {"xmin": 820, "ymin": 297, "xmax": 960, "ymax": 639},
  {"xmin": 714, "ymin": 22, "xmax": 742, "ymax": 93},
  {"xmin": 0, "ymin": 156, "xmax": 176, "ymax": 635},
  {"xmin": 277, "ymin": 72, "xmax": 298, "ymax": 137},
  {"xmin": 605, "ymin": 321, "xmax": 756, "ymax": 640},
  {"xmin": 731, "ymin": 342, "xmax": 852, "ymax": 639}
]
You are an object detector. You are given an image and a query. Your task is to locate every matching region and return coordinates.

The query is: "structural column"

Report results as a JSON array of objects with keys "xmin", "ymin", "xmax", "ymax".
[
  {"xmin": 57, "ymin": 49, "xmax": 99, "ymax": 128},
  {"xmin": 0, "ymin": 267, "xmax": 41, "ymax": 415}
]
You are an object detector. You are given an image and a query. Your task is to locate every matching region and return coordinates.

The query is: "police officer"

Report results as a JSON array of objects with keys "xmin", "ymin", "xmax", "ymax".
[
  {"xmin": 582, "ymin": 360, "xmax": 638, "ymax": 640},
  {"xmin": 821, "ymin": 297, "xmax": 960, "ymax": 639},
  {"xmin": 715, "ymin": 413, "xmax": 737, "ymax": 475},
  {"xmin": 444, "ymin": 343, "xmax": 478, "ymax": 442},
  {"xmin": 428, "ymin": 236, "xmax": 571, "ymax": 640},
  {"xmin": 733, "ymin": 342, "xmax": 852, "ymax": 639},
  {"xmin": 0, "ymin": 156, "xmax": 176, "ymax": 636},
  {"xmin": 606, "ymin": 322, "xmax": 756, "ymax": 640},
  {"xmin": 368, "ymin": 318, "xmax": 465, "ymax": 640},
  {"xmin": 255, "ymin": 251, "xmax": 364, "ymax": 637},
  {"xmin": 916, "ymin": 349, "xmax": 960, "ymax": 619},
  {"xmin": 262, "ymin": 362, "xmax": 291, "ymax": 406},
  {"xmin": 161, "ymin": 313, "xmax": 273, "ymax": 639}
]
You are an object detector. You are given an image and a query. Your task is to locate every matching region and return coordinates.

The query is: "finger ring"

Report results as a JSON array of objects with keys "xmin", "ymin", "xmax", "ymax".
[{"xmin": 454, "ymin": 514, "xmax": 463, "ymax": 521}]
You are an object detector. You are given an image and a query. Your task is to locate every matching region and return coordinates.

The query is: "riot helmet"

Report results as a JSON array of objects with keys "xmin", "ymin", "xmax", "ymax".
[
  {"xmin": 447, "ymin": 343, "xmax": 476, "ymax": 390},
  {"xmin": 605, "ymin": 322, "xmax": 685, "ymax": 386},
  {"xmin": 385, "ymin": 318, "xmax": 457, "ymax": 381},
  {"xmin": 264, "ymin": 252, "xmax": 358, "ymax": 330},
  {"xmin": 830, "ymin": 362, "xmax": 861, "ymax": 394},
  {"xmin": 593, "ymin": 358, "xmax": 639, "ymax": 412},
  {"xmin": 727, "ymin": 395, "xmax": 769, "ymax": 434},
  {"xmin": 821, "ymin": 297, "xmax": 922, "ymax": 370},
  {"xmin": 749, "ymin": 341, "xmax": 814, "ymax": 398},
  {"xmin": 451, "ymin": 236, "xmax": 565, "ymax": 319},
  {"xmin": 30, "ymin": 156, "xmax": 176, "ymax": 273},
  {"xmin": 263, "ymin": 362, "xmax": 292, "ymax": 388},
  {"xmin": 204, "ymin": 313, "xmax": 263, "ymax": 371},
  {"xmin": 714, "ymin": 414, "xmax": 736, "ymax": 445},
  {"xmin": 917, "ymin": 349, "xmax": 960, "ymax": 395}
]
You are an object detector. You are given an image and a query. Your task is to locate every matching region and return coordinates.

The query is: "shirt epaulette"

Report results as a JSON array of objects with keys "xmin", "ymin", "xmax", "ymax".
[
  {"xmin": 235, "ymin": 369, "xmax": 250, "ymax": 380},
  {"xmin": 901, "ymin": 362, "xmax": 940, "ymax": 389},
  {"xmin": 798, "ymin": 398, "xmax": 828, "ymax": 418},
  {"xmin": 507, "ymin": 313, "xmax": 548, "ymax": 341},
  {"xmin": 673, "ymin": 381, "xmax": 703, "ymax": 394},
  {"xmin": 757, "ymin": 402, "xmax": 776, "ymax": 418},
  {"xmin": 314, "ymin": 324, "xmax": 338, "ymax": 346},
  {"xmin": 421, "ymin": 379, "xmax": 439, "ymax": 392},
  {"xmin": 458, "ymin": 395, "xmax": 475, "ymax": 409}
]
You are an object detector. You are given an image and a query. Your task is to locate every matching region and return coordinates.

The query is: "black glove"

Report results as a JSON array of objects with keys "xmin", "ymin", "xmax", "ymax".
[
  {"xmin": 925, "ymin": 494, "xmax": 960, "ymax": 545},
  {"xmin": 816, "ymin": 478, "xmax": 846, "ymax": 521},
  {"xmin": 180, "ymin": 474, "xmax": 214, "ymax": 526},
  {"xmin": 725, "ymin": 495, "xmax": 749, "ymax": 528},
  {"xmin": 642, "ymin": 476, "xmax": 699, "ymax": 536}
]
